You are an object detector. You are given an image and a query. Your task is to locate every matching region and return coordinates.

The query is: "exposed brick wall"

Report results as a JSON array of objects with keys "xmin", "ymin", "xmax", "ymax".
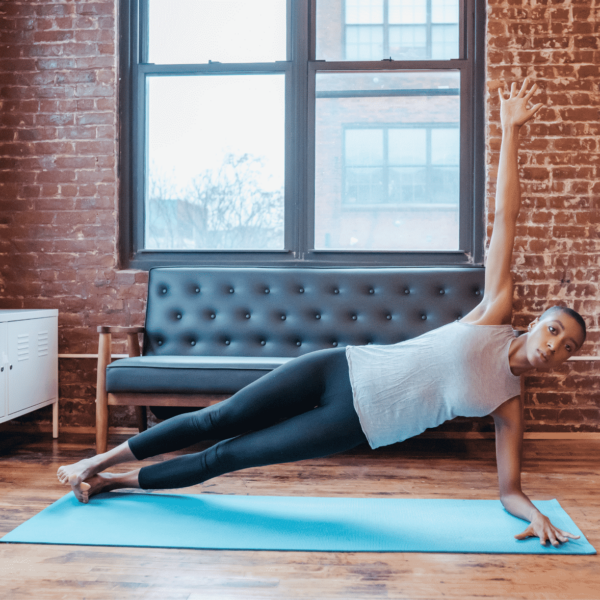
[
  {"xmin": 0, "ymin": 0, "xmax": 147, "ymax": 428},
  {"xmin": 0, "ymin": 0, "xmax": 598, "ymax": 433},
  {"xmin": 486, "ymin": 0, "xmax": 600, "ymax": 432}
]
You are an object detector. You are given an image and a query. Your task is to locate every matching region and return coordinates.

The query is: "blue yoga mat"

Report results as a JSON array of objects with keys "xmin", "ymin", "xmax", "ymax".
[{"xmin": 1, "ymin": 493, "xmax": 595, "ymax": 554}]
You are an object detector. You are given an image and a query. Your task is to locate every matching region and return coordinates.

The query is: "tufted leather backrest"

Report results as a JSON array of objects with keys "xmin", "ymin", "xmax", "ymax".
[{"xmin": 143, "ymin": 267, "xmax": 485, "ymax": 358}]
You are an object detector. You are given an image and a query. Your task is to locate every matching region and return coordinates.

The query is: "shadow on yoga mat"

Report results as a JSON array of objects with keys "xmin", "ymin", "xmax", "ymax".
[{"xmin": 1, "ymin": 493, "xmax": 595, "ymax": 554}]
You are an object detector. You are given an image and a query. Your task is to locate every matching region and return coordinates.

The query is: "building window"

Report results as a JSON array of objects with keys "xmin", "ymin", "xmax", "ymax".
[
  {"xmin": 331, "ymin": 123, "xmax": 459, "ymax": 251},
  {"xmin": 121, "ymin": 0, "xmax": 483, "ymax": 267},
  {"xmin": 344, "ymin": 124, "xmax": 459, "ymax": 208},
  {"xmin": 344, "ymin": 0, "xmax": 459, "ymax": 61}
]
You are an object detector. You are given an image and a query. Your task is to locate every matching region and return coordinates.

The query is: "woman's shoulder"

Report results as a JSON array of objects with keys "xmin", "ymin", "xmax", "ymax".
[{"xmin": 459, "ymin": 299, "xmax": 513, "ymax": 327}]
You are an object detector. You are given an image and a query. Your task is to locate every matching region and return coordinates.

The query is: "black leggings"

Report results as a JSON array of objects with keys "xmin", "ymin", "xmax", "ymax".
[{"xmin": 128, "ymin": 348, "xmax": 367, "ymax": 490}]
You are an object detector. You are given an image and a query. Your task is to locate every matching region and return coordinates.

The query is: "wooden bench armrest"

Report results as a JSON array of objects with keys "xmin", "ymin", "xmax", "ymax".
[
  {"xmin": 97, "ymin": 326, "xmax": 145, "ymax": 334},
  {"xmin": 97, "ymin": 327, "xmax": 143, "ymax": 359}
]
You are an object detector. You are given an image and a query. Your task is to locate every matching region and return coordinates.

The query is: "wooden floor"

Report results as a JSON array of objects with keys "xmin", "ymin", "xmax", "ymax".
[{"xmin": 0, "ymin": 431, "xmax": 598, "ymax": 600}]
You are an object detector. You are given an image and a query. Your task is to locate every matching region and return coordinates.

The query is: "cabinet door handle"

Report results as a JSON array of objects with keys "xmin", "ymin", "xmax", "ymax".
[
  {"xmin": 0, "ymin": 367, "xmax": 3, "ymax": 372},
  {"xmin": 9, "ymin": 365, "xmax": 12, "ymax": 370}
]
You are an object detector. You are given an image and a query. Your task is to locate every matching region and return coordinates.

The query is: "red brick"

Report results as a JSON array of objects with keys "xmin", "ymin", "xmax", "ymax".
[
  {"xmin": 75, "ymin": 140, "xmax": 114, "ymax": 154},
  {"xmin": 57, "ymin": 126, "xmax": 97, "ymax": 140},
  {"xmin": 560, "ymin": 107, "xmax": 600, "ymax": 121},
  {"xmin": 75, "ymin": 29, "xmax": 114, "ymax": 43},
  {"xmin": 521, "ymin": 167, "xmax": 549, "ymax": 181},
  {"xmin": 32, "ymin": 141, "xmax": 76, "ymax": 155},
  {"xmin": 574, "ymin": 36, "xmax": 599, "ymax": 49},
  {"xmin": 33, "ymin": 30, "xmax": 76, "ymax": 43},
  {"xmin": 56, "ymin": 71, "xmax": 97, "ymax": 84},
  {"xmin": 76, "ymin": 3, "xmax": 115, "ymax": 16},
  {"xmin": 36, "ymin": 113, "xmax": 75, "ymax": 126}
]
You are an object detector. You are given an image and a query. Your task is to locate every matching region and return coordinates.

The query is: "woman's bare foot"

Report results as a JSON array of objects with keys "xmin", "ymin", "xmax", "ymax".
[
  {"xmin": 58, "ymin": 441, "xmax": 137, "ymax": 487},
  {"xmin": 57, "ymin": 457, "xmax": 101, "ymax": 487},
  {"xmin": 72, "ymin": 473, "xmax": 120, "ymax": 504},
  {"xmin": 71, "ymin": 469, "xmax": 142, "ymax": 504}
]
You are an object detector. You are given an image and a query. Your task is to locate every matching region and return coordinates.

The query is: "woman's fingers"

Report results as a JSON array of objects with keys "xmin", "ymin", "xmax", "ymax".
[
  {"xmin": 515, "ymin": 523, "xmax": 578, "ymax": 545},
  {"xmin": 557, "ymin": 528, "xmax": 580, "ymax": 540},
  {"xmin": 524, "ymin": 82, "xmax": 538, "ymax": 101},
  {"xmin": 510, "ymin": 82, "xmax": 517, "ymax": 98},
  {"xmin": 547, "ymin": 530, "xmax": 560, "ymax": 547},
  {"xmin": 518, "ymin": 77, "xmax": 530, "ymax": 97},
  {"xmin": 528, "ymin": 103, "xmax": 544, "ymax": 117},
  {"xmin": 514, "ymin": 526, "xmax": 534, "ymax": 540},
  {"xmin": 497, "ymin": 87, "xmax": 505, "ymax": 102}
]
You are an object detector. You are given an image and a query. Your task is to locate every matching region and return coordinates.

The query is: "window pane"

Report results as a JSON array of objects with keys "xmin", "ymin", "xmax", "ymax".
[
  {"xmin": 344, "ymin": 130, "xmax": 385, "ymax": 206},
  {"xmin": 389, "ymin": 166, "xmax": 428, "ymax": 204},
  {"xmin": 148, "ymin": 0, "xmax": 287, "ymax": 64},
  {"xmin": 430, "ymin": 167, "xmax": 459, "ymax": 204},
  {"xmin": 315, "ymin": 71, "xmax": 460, "ymax": 251},
  {"xmin": 431, "ymin": 24, "xmax": 459, "ymax": 59},
  {"xmin": 432, "ymin": 0, "xmax": 459, "ymax": 23},
  {"xmin": 431, "ymin": 128, "xmax": 459, "ymax": 164},
  {"xmin": 388, "ymin": 128, "xmax": 426, "ymax": 165},
  {"xmin": 146, "ymin": 74, "xmax": 285, "ymax": 250},
  {"xmin": 345, "ymin": 0, "xmax": 384, "ymax": 24},
  {"xmin": 345, "ymin": 129, "xmax": 384, "ymax": 165},
  {"xmin": 388, "ymin": 25, "xmax": 427, "ymax": 60},
  {"xmin": 345, "ymin": 167, "xmax": 386, "ymax": 206},
  {"xmin": 389, "ymin": 0, "xmax": 427, "ymax": 24},
  {"xmin": 346, "ymin": 25, "xmax": 384, "ymax": 60}
]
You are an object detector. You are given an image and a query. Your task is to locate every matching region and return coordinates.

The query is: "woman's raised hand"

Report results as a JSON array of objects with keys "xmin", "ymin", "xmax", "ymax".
[
  {"xmin": 498, "ymin": 78, "xmax": 544, "ymax": 129},
  {"xmin": 515, "ymin": 512, "xmax": 580, "ymax": 547}
]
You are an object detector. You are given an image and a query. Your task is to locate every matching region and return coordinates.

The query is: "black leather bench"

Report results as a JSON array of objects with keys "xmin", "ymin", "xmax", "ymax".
[{"xmin": 95, "ymin": 267, "xmax": 485, "ymax": 452}]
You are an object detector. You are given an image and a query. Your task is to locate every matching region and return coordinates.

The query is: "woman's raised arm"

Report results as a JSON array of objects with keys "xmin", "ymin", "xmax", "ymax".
[{"xmin": 464, "ymin": 79, "xmax": 543, "ymax": 325}]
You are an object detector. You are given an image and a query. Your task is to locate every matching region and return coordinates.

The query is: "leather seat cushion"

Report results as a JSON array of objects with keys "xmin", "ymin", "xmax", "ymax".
[{"xmin": 106, "ymin": 356, "xmax": 292, "ymax": 395}]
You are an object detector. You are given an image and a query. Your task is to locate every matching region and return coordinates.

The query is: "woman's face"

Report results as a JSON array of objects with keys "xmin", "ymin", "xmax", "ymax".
[{"xmin": 526, "ymin": 313, "xmax": 585, "ymax": 370}]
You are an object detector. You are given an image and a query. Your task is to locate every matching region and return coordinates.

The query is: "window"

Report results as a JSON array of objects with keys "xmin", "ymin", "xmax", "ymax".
[{"xmin": 120, "ymin": 0, "xmax": 484, "ymax": 267}]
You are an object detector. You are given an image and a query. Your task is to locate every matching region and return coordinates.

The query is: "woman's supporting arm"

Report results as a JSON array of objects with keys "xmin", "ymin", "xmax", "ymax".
[{"xmin": 492, "ymin": 396, "xmax": 580, "ymax": 546}]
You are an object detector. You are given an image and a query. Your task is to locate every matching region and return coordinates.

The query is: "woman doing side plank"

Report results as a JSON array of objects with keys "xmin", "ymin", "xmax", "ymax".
[{"xmin": 58, "ymin": 80, "xmax": 585, "ymax": 547}]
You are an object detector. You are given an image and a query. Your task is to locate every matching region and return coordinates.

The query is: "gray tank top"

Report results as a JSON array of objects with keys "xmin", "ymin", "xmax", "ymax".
[{"xmin": 346, "ymin": 322, "xmax": 522, "ymax": 449}]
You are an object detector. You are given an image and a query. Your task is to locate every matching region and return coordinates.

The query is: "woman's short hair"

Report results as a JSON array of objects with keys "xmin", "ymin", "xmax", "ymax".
[{"xmin": 540, "ymin": 305, "xmax": 586, "ymax": 342}]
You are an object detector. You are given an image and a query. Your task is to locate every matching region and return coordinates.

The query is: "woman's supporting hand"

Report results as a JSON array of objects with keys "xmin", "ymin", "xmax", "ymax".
[
  {"xmin": 498, "ymin": 78, "xmax": 544, "ymax": 129},
  {"xmin": 515, "ymin": 512, "xmax": 581, "ymax": 547}
]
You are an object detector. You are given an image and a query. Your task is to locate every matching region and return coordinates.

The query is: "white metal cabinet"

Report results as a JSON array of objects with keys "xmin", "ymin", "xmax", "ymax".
[
  {"xmin": 0, "ymin": 310, "xmax": 59, "ymax": 437},
  {"xmin": 0, "ymin": 322, "xmax": 6, "ymax": 419},
  {"xmin": 8, "ymin": 317, "xmax": 57, "ymax": 414}
]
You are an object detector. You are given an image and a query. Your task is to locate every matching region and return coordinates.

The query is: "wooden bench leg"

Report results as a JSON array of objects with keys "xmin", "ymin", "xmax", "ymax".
[
  {"xmin": 127, "ymin": 332, "xmax": 147, "ymax": 434},
  {"xmin": 135, "ymin": 406, "xmax": 147, "ymax": 433},
  {"xmin": 96, "ymin": 332, "xmax": 111, "ymax": 454}
]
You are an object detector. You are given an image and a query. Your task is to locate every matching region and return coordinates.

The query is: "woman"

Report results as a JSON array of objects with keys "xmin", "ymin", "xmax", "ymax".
[{"xmin": 59, "ymin": 79, "xmax": 585, "ymax": 547}]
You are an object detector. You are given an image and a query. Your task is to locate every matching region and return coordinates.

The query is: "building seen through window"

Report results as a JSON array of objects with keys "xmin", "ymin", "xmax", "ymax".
[
  {"xmin": 314, "ymin": 70, "xmax": 460, "ymax": 251},
  {"xmin": 344, "ymin": 125, "xmax": 459, "ymax": 207},
  {"xmin": 317, "ymin": 0, "xmax": 459, "ymax": 61}
]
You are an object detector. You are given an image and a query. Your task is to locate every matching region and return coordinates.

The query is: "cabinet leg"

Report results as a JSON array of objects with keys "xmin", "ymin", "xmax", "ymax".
[
  {"xmin": 135, "ymin": 406, "xmax": 147, "ymax": 433},
  {"xmin": 52, "ymin": 401, "xmax": 59, "ymax": 438}
]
